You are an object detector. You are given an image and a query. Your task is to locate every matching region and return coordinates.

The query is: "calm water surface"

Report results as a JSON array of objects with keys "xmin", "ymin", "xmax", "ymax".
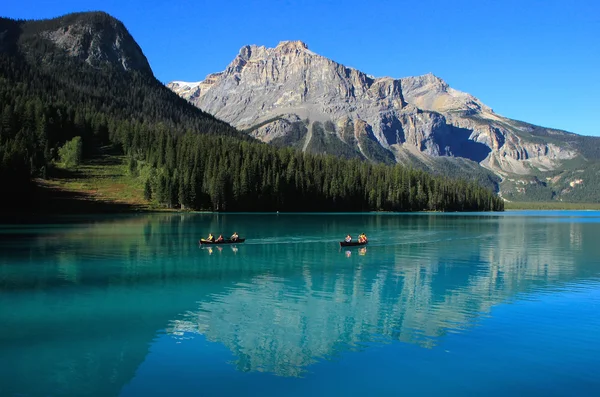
[{"xmin": 1, "ymin": 212, "xmax": 600, "ymax": 396}]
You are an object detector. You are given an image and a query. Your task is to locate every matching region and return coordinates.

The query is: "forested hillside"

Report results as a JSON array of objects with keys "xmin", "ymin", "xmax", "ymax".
[{"xmin": 0, "ymin": 12, "xmax": 503, "ymax": 212}]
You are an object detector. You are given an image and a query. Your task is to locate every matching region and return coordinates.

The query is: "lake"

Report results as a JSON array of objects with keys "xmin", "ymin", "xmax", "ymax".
[{"xmin": 1, "ymin": 212, "xmax": 599, "ymax": 396}]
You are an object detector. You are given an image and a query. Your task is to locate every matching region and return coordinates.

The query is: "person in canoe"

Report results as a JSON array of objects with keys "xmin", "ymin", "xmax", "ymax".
[
  {"xmin": 206, "ymin": 233, "xmax": 215, "ymax": 242},
  {"xmin": 358, "ymin": 233, "xmax": 368, "ymax": 243},
  {"xmin": 216, "ymin": 234, "xmax": 224, "ymax": 242},
  {"xmin": 344, "ymin": 234, "xmax": 352, "ymax": 243},
  {"xmin": 231, "ymin": 232, "xmax": 239, "ymax": 242}
]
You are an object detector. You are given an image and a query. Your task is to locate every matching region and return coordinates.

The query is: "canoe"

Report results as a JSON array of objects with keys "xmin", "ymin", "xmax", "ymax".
[
  {"xmin": 200, "ymin": 238, "xmax": 245, "ymax": 245},
  {"xmin": 339, "ymin": 241, "xmax": 368, "ymax": 247}
]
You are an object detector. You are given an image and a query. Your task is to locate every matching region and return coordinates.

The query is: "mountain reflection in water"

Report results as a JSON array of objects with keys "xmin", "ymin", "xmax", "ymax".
[
  {"xmin": 1, "ymin": 212, "xmax": 599, "ymax": 396},
  {"xmin": 157, "ymin": 213, "xmax": 597, "ymax": 377}
]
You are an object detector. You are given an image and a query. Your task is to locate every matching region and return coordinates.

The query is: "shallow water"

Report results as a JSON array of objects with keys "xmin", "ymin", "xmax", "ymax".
[{"xmin": 1, "ymin": 212, "xmax": 599, "ymax": 396}]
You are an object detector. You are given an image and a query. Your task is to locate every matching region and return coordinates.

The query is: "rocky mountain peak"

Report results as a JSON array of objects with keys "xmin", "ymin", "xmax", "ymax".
[
  {"xmin": 275, "ymin": 40, "xmax": 309, "ymax": 53},
  {"xmin": 400, "ymin": 73, "xmax": 492, "ymax": 114},
  {"xmin": 236, "ymin": 41, "xmax": 312, "ymax": 63},
  {"xmin": 168, "ymin": 41, "xmax": 583, "ymax": 191},
  {"xmin": 405, "ymin": 72, "xmax": 448, "ymax": 90},
  {"xmin": 168, "ymin": 40, "xmax": 409, "ymax": 136},
  {"xmin": 30, "ymin": 11, "xmax": 152, "ymax": 74},
  {"xmin": 237, "ymin": 44, "xmax": 262, "ymax": 61}
]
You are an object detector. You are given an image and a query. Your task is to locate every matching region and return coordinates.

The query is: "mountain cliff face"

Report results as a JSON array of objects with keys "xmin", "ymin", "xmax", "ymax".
[
  {"xmin": 4, "ymin": 12, "xmax": 151, "ymax": 74},
  {"xmin": 168, "ymin": 41, "xmax": 600, "ymax": 200},
  {"xmin": 42, "ymin": 13, "xmax": 150, "ymax": 72}
]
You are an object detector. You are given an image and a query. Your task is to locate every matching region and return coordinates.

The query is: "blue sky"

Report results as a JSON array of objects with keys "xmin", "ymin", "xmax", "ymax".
[{"xmin": 3, "ymin": 0, "xmax": 599, "ymax": 136}]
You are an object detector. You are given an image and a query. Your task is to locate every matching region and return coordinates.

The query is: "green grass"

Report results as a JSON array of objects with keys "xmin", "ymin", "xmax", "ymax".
[
  {"xmin": 51, "ymin": 156, "xmax": 144, "ymax": 203},
  {"xmin": 505, "ymin": 201, "xmax": 600, "ymax": 210},
  {"xmin": 36, "ymin": 151, "xmax": 165, "ymax": 213}
]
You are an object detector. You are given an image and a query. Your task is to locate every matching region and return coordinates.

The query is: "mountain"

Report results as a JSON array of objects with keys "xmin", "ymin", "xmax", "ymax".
[
  {"xmin": 15, "ymin": 11, "xmax": 151, "ymax": 73},
  {"xmin": 0, "ymin": 12, "xmax": 240, "ymax": 133},
  {"xmin": 0, "ymin": 11, "xmax": 238, "ymax": 208},
  {"xmin": 0, "ymin": 13, "xmax": 502, "ymax": 213},
  {"xmin": 168, "ymin": 41, "xmax": 600, "ymax": 202}
]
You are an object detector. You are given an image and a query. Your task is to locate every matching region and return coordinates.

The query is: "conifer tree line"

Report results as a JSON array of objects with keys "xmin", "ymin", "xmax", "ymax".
[
  {"xmin": 119, "ymin": 131, "xmax": 503, "ymax": 211},
  {"xmin": 0, "ymin": 14, "xmax": 504, "ymax": 212}
]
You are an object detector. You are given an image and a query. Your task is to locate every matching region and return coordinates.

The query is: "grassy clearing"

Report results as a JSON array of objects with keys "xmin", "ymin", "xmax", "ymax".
[
  {"xmin": 505, "ymin": 201, "xmax": 600, "ymax": 210},
  {"xmin": 47, "ymin": 159, "xmax": 144, "ymax": 204},
  {"xmin": 35, "ymin": 151, "xmax": 163, "ymax": 213}
]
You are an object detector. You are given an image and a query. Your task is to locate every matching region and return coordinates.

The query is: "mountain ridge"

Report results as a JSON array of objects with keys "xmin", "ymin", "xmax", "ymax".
[
  {"xmin": 10, "ymin": 11, "xmax": 152, "ymax": 74},
  {"xmin": 168, "ymin": 40, "xmax": 600, "ymax": 201}
]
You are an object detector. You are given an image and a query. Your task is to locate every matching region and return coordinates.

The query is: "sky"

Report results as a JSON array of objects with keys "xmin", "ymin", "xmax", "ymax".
[{"xmin": 3, "ymin": 0, "xmax": 599, "ymax": 136}]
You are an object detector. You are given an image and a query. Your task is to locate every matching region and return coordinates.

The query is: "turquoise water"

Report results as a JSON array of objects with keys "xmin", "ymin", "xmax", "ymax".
[{"xmin": 1, "ymin": 212, "xmax": 600, "ymax": 396}]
